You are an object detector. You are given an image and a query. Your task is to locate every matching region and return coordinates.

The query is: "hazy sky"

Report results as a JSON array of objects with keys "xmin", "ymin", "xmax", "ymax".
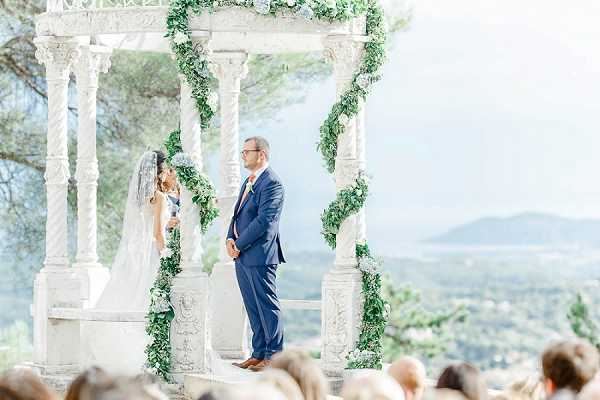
[{"xmin": 217, "ymin": 0, "xmax": 600, "ymax": 253}]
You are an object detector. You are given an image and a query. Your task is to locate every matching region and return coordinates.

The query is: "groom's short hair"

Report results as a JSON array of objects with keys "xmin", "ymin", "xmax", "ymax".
[{"xmin": 245, "ymin": 136, "xmax": 270, "ymax": 160}]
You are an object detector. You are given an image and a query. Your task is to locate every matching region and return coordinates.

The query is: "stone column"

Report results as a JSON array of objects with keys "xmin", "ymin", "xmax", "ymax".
[
  {"xmin": 170, "ymin": 73, "xmax": 211, "ymax": 382},
  {"xmin": 73, "ymin": 45, "xmax": 112, "ymax": 308},
  {"xmin": 208, "ymin": 52, "xmax": 250, "ymax": 359},
  {"xmin": 321, "ymin": 36, "xmax": 365, "ymax": 377},
  {"xmin": 32, "ymin": 36, "xmax": 82, "ymax": 374}
]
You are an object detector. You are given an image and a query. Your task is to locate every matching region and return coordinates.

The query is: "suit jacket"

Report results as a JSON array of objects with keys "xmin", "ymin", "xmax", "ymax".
[{"xmin": 228, "ymin": 167, "xmax": 286, "ymax": 267}]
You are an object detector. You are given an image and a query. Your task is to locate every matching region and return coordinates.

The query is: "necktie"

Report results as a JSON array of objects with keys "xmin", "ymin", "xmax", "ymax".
[{"xmin": 234, "ymin": 174, "xmax": 256, "ymax": 238}]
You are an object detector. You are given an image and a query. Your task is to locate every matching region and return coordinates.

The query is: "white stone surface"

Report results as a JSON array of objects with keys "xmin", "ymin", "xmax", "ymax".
[
  {"xmin": 209, "ymin": 51, "xmax": 249, "ymax": 360},
  {"xmin": 35, "ymin": 8, "xmax": 366, "ymax": 54}
]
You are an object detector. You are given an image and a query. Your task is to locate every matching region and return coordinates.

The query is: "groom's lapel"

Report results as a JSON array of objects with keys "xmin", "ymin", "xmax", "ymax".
[
  {"xmin": 237, "ymin": 168, "xmax": 270, "ymax": 215},
  {"xmin": 234, "ymin": 177, "xmax": 249, "ymax": 217}
]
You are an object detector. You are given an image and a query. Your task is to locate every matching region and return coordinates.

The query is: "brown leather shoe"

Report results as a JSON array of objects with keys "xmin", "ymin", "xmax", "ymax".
[
  {"xmin": 248, "ymin": 359, "xmax": 271, "ymax": 372},
  {"xmin": 232, "ymin": 357, "xmax": 262, "ymax": 369}
]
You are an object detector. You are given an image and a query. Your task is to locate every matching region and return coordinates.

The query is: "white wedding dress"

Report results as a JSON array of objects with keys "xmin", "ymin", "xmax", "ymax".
[{"xmin": 81, "ymin": 151, "xmax": 170, "ymax": 374}]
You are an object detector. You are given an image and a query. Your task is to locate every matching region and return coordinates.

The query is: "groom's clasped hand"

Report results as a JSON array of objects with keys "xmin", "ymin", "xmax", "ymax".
[{"xmin": 226, "ymin": 238, "xmax": 240, "ymax": 259}]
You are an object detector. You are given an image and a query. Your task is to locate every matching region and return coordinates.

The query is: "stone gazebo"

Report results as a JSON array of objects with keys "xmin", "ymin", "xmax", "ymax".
[{"xmin": 33, "ymin": 0, "xmax": 369, "ymax": 387}]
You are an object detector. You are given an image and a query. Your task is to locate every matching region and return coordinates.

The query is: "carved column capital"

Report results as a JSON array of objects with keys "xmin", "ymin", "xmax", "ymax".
[
  {"xmin": 323, "ymin": 36, "xmax": 364, "ymax": 84},
  {"xmin": 73, "ymin": 45, "xmax": 112, "ymax": 88},
  {"xmin": 34, "ymin": 36, "xmax": 80, "ymax": 80},
  {"xmin": 208, "ymin": 52, "xmax": 249, "ymax": 91}
]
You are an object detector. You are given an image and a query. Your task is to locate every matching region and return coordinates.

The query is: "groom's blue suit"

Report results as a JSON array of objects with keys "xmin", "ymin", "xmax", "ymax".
[{"xmin": 228, "ymin": 166, "xmax": 285, "ymax": 360}]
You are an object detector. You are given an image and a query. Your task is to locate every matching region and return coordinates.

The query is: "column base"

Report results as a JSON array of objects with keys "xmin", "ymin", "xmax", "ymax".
[
  {"xmin": 320, "ymin": 267, "xmax": 363, "ymax": 377},
  {"xmin": 33, "ymin": 268, "xmax": 81, "ymax": 370},
  {"xmin": 170, "ymin": 271, "xmax": 211, "ymax": 381},
  {"xmin": 210, "ymin": 261, "xmax": 249, "ymax": 359},
  {"xmin": 72, "ymin": 263, "xmax": 110, "ymax": 308}
]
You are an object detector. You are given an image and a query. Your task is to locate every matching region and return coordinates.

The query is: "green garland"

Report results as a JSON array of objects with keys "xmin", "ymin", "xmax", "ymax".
[
  {"xmin": 164, "ymin": 0, "xmax": 389, "ymax": 371},
  {"xmin": 145, "ymin": 130, "xmax": 219, "ymax": 381},
  {"xmin": 145, "ymin": 229, "xmax": 182, "ymax": 380}
]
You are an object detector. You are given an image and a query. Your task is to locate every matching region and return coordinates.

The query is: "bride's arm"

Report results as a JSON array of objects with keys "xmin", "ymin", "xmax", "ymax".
[{"xmin": 153, "ymin": 193, "xmax": 165, "ymax": 252}]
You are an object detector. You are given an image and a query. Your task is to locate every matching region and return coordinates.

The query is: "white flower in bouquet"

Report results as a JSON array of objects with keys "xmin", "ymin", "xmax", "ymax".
[
  {"xmin": 253, "ymin": 0, "xmax": 271, "ymax": 14},
  {"xmin": 207, "ymin": 91, "xmax": 219, "ymax": 111},
  {"xmin": 171, "ymin": 152, "xmax": 196, "ymax": 169},
  {"xmin": 286, "ymin": 0, "xmax": 296, "ymax": 6},
  {"xmin": 173, "ymin": 31, "xmax": 189, "ymax": 45},
  {"xmin": 298, "ymin": 3, "xmax": 314, "ymax": 19}
]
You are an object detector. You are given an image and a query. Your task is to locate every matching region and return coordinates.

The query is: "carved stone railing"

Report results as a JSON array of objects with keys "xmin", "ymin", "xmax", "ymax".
[{"xmin": 48, "ymin": 0, "xmax": 166, "ymax": 12}]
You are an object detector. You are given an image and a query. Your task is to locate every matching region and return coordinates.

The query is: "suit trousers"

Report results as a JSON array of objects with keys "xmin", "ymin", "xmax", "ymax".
[{"xmin": 235, "ymin": 261, "xmax": 284, "ymax": 359}]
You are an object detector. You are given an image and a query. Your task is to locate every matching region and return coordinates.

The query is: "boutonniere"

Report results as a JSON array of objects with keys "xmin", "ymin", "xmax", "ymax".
[{"xmin": 246, "ymin": 175, "xmax": 256, "ymax": 194}]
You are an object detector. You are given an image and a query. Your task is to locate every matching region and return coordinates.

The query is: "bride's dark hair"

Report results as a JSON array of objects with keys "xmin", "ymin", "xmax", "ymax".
[{"xmin": 154, "ymin": 150, "xmax": 166, "ymax": 177}]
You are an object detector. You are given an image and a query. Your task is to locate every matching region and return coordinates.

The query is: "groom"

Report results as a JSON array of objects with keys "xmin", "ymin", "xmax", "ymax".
[{"xmin": 227, "ymin": 136, "xmax": 285, "ymax": 372}]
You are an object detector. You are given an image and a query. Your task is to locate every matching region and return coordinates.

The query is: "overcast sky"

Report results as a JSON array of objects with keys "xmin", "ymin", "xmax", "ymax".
[{"xmin": 218, "ymin": 0, "xmax": 600, "ymax": 253}]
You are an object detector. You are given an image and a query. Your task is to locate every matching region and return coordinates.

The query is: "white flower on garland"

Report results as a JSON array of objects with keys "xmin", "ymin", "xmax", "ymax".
[
  {"xmin": 286, "ymin": 0, "xmax": 295, "ymax": 6},
  {"xmin": 150, "ymin": 291, "xmax": 171, "ymax": 313},
  {"xmin": 347, "ymin": 349, "xmax": 376, "ymax": 364},
  {"xmin": 253, "ymin": 0, "xmax": 271, "ymax": 14},
  {"xmin": 338, "ymin": 113, "xmax": 350, "ymax": 126},
  {"xmin": 355, "ymin": 189, "xmax": 363, "ymax": 197},
  {"xmin": 213, "ymin": 0, "xmax": 218, "ymax": 7},
  {"xmin": 235, "ymin": 0, "xmax": 244, "ymax": 4},
  {"xmin": 207, "ymin": 91, "xmax": 219, "ymax": 111},
  {"xmin": 384, "ymin": 303, "xmax": 391, "ymax": 319},
  {"xmin": 171, "ymin": 152, "xmax": 196, "ymax": 169},
  {"xmin": 298, "ymin": 3, "xmax": 314, "ymax": 19},
  {"xmin": 358, "ymin": 255, "xmax": 381, "ymax": 275},
  {"xmin": 173, "ymin": 31, "xmax": 189, "ymax": 45},
  {"xmin": 160, "ymin": 247, "xmax": 173, "ymax": 259},
  {"xmin": 323, "ymin": 0, "xmax": 336, "ymax": 9},
  {"xmin": 355, "ymin": 74, "xmax": 371, "ymax": 91}
]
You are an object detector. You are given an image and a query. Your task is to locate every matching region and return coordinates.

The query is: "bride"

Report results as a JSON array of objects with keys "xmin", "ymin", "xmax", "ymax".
[
  {"xmin": 94, "ymin": 150, "xmax": 177, "ymax": 311},
  {"xmin": 82, "ymin": 150, "xmax": 179, "ymax": 373}
]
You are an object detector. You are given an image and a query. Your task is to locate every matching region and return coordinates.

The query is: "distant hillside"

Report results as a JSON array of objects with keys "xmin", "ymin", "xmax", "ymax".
[{"xmin": 427, "ymin": 212, "xmax": 600, "ymax": 246}]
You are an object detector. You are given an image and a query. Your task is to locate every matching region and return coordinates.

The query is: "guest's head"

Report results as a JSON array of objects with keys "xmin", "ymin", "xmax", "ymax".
[
  {"xmin": 341, "ymin": 370, "xmax": 405, "ymax": 400},
  {"xmin": 0, "ymin": 368, "xmax": 57, "ymax": 400},
  {"xmin": 541, "ymin": 339, "xmax": 600, "ymax": 396},
  {"xmin": 0, "ymin": 386, "xmax": 25, "ymax": 400},
  {"xmin": 270, "ymin": 350, "xmax": 328, "ymax": 400},
  {"xmin": 436, "ymin": 363, "xmax": 487, "ymax": 400},
  {"xmin": 388, "ymin": 356, "xmax": 427, "ymax": 400},
  {"xmin": 65, "ymin": 366, "xmax": 112, "ymax": 400},
  {"xmin": 83, "ymin": 374, "xmax": 167, "ymax": 400},
  {"xmin": 197, "ymin": 386, "xmax": 243, "ymax": 400},
  {"xmin": 258, "ymin": 369, "xmax": 304, "ymax": 400},
  {"xmin": 578, "ymin": 382, "xmax": 600, "ymax": 400}
]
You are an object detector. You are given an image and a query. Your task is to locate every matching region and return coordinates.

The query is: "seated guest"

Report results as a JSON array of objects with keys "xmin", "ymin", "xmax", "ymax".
[
  {"xmin": 341, "ymin": 370, "xmax": 405, "ymax": 400},
  {"xmin": 541, "ymin": 339, "xmax": 599, "ymax": 397},
  {"xmin": 436, "ymin": 363, "xmax": 488, "ymax": 400},
  {"xmin": 508, "ymin": 376, "xmax": 545, "ymax": 400},
  {"xmin": 258, "ymin": 369, "xmax": 304, "ymax": 400},
  {"xmin": 388, "ymin": 356, "xmax": 427, "ymax": 400},
  {"xmin": 270, "ymin": 350, "xmax": 329, "ymax": 400},
  {"xmin": 83, "ymin": 374, "xmax": 168, "ymax": 400},
  {"xmin": 0, "ymin": 386, "xmax": 25, "ymax": 400},
  {"xmin": 0, "ymin": 368, "xmax": 57, "ymax": 400}
]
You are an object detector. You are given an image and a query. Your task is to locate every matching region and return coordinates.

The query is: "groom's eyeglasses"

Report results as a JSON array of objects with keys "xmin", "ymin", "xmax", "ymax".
[{"xmin": 241, "ymin": 149, "xmax": 260, "ymax": 156}]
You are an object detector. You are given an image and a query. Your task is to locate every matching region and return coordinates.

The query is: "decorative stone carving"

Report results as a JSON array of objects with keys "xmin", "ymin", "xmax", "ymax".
[
  {"xmin": 323, "ymin": 36, "xmax": 365, "ymax": 87},
  {"xmin": 172, "ymin": 293, "xmax": 203, "ymax": 335},
  {"xmin": 35, "ymin": 8, "xmax": 366, "ymax": 39},
  {"xmin": 321, "ymin": 270, "xmax": 363, "ymax": 376}
]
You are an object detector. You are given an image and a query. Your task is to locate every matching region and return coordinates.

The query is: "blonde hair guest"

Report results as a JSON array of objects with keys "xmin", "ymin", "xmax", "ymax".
[
  {"xmin": 270, "ymin": 350, "xmax": 329, "ymax": 400},
  {"xmin": 342, "ymin": 370, "xmax": 405, "ymax": 400}
]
